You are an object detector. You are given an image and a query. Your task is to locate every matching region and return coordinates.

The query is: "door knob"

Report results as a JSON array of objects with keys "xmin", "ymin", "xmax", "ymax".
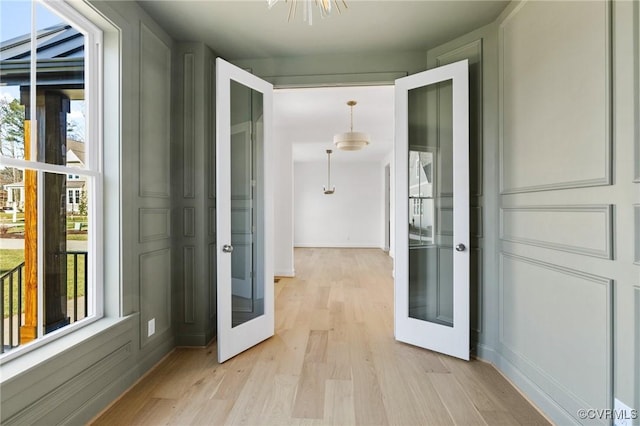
[
  {"xmin": 455, "ymin": 243, "xmax": 466, "ymax": 252},
  {"xmin": 222, "ymin": 244, "xmax": 234, "ymax": 253}
]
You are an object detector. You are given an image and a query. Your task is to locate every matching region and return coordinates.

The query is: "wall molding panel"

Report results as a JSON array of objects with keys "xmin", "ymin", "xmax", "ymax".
[
  {"xmin": 499, "ymin": 252, "xmax": 612, "ymax": 420},
  {"xmin": 209, "ymin": 207, "xmax": 216, "ymax": 237},
  {"xmin": 183, "ymin": 207, "xmax": 195, "ymax": 238},
  {"xmin": 139, "ymin": 208, "xmax": 171, "ymax": 243},
  {"xmin": 3, "ymin": 342, "xmax": 132, "ymax": 425},
  {"xmin": 139, "ymin": 22, "xmax": 171, "ymax": 198},
  {"xmin": 471, "ymin": 206, "xmax": 483, "ymax": 238},
  {"xmin": 183, "ymin": 53, "xmax": 196, "ymax": 198},
  {"xmin": 498, "ymin": 0, "xmax": 612, "ymax": 194},
  {"xmin": 140, "ymin": 249, "xmax": 172, "ymax": 348},
  {"xmin": 501, "ymin": 205, "xmax": 613, "ymax": 259},
  {"xmin": 635, "ymin": 205, "xmax": 640, "ymax": 264},
  {"xmin": 183, "ymin": 246, "xmax": 195, "ymax": 324},
  {"xmin": 209, "ymin": 243, "xmax": 216, "ymax": 321},
  {"xmin": 471, "ymin": 247, "xmax": 483, "ymax": 334}
]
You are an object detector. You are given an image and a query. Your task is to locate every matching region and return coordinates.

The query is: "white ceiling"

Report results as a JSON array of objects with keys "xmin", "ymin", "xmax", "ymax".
[{"xmin": 138, "ymin": 0, "xmax": 509, "ymax": 164}]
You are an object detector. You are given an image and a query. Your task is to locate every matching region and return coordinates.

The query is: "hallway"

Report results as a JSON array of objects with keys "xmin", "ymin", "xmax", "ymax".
[{"xmin": 92, "ymin": 248, "xmax": 549, "ymax": 425}]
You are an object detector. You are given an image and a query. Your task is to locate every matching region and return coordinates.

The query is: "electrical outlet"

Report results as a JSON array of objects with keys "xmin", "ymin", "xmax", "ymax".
[
  {"xmin": 614, "ymin": 398, "xmax": 636, "ymax": 426},
  {"xmin": 148, "ymin": 318, "xmax": 155, "ymax": 337}
]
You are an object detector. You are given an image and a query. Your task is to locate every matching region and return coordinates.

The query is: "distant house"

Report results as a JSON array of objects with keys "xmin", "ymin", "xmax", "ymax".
[{"xmin": 2, "ymin": 138, "xmax": 87, "ymax": 213}]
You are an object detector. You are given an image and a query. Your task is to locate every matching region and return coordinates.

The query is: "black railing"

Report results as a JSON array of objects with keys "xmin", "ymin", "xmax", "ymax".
[{"xmin": 1, "ymin": 251, "xmax": 88, "ymax": 354}]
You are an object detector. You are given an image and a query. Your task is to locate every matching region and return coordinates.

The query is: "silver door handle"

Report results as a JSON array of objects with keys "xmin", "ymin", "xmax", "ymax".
[
  {"xmin": 222, "ymin": 244, "xmax": 234, "ymax": 253},
  {"xmin": 455, "ymin": 243, "xmax": 466, "ymax": 252}
]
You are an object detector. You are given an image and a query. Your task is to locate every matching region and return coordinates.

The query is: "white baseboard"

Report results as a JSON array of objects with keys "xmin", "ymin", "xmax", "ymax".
[
  {"xmin": 476, "ymin": 343, "xmax": 573, "ymax": 425},
  {"xmin": 274, "ymin": 269, "xmax": 295, "ymax": 277},
  {"xmin": 294, "ymin": 243, "xmax": 382, "ymax": 248}
]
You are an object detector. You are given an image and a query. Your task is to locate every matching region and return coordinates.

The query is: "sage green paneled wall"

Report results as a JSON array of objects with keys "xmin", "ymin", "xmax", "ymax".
[
  {"xmin": 434, "ymin": 1, "xmax": 638, "ymax": 424},
  {"xmin": 427, "ymin": 1, "xmax": 639, "ymax": 422},
  {"xmin": 172, "ymin": 42, "xmax": 217, "ymax": 346},
  {"xmin": 0, "ymin": 1, "xmax": 177, "ymax": 423}
]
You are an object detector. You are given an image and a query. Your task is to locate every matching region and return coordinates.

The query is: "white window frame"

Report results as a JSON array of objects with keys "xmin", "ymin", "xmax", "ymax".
[{"xmin": 0, "ymin": 0, "xmax": 104, "ymax": 362}]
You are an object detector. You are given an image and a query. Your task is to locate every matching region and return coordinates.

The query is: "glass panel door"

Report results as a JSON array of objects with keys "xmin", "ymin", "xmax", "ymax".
[
  {"xmin": 216, "ymin": 58, "xmax": 274, "ymax": 363},
  {"xmin": 395, "ymin": 60, "xmax": 469, "ymax": 360}
]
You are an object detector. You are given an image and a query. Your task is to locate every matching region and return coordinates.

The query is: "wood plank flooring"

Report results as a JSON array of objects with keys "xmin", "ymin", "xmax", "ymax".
[{"xmin": 91, "ymin": 248, "xmax": 550, "ymax": 426}]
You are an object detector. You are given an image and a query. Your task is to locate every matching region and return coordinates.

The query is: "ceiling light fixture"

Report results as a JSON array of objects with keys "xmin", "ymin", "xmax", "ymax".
[
  {"xmin": 323, "ymin": 149, "xmax": 336, "ymax": 194},
  {"xmin": 334, "ymin": 100, "xmax": 370, "ymax": 151},
  {"xmin": 266, "ymin": 0, "xmax": 347, "ymax": 25}
]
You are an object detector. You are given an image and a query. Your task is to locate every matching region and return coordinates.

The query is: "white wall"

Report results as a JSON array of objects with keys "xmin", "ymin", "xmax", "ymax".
[
  {"xmin": 273, "ymin": 129, "xmax": 295, "ymax": 276},
  {"xmin": 381, "ymin": 150, "xmax": 395, "ymax": 259},
  {"xmin": 294, "ymin": 160, "xmax": 383, "ymax": 248}
]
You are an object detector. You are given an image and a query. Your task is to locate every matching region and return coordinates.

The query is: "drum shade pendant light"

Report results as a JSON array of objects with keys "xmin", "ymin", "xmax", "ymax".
[
  {"xmin": 334, "ymin": 100, "xmax": 370, "ymax": 151},
  {"xmin": 323, "ymin": 149, "xmax": 336, "ymax": 195}
]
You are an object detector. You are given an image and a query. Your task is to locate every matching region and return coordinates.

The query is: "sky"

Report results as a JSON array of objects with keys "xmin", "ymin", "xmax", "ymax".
[
  {"xmin": 0, "ymin": 1, "xmax": 63, "ymax": 42},
  {"xmin": 0, "ymin": 1, "xmax": 85, "ymax": 138}
]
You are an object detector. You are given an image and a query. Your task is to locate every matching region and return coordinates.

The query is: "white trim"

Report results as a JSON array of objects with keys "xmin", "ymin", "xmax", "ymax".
[{"xmin": 274, "ymin": 269, "xmax": 295, "ymax": 278}]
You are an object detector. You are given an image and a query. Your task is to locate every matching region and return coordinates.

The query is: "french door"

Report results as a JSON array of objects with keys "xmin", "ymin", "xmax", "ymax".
[
  {"xmin": 216, "ymin": 58, "xmax": 274, "ymax": 363},
  {"xmin": 394, "ymin": 60, "xmax": 470, "ymax": 360}
]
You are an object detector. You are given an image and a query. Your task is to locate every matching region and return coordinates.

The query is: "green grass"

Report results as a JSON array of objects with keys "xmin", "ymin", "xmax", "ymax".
[
  {"xmin": 0, "ymin": 218, "xmax": 88, "ymax": 236},
  {"xmin": 0, "ymin": 249, "xmax": 25, "ymax": 275},
  {"xmin": 1, "ymin": 249, "xmax": 87, "ymax": 318},
  {"xmin": 0, "ymin": 212, "xmax": 25, "ymax": 221}
]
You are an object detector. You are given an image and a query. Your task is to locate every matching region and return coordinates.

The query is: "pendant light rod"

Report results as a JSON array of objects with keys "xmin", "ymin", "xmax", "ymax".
[
  {"xmin": 324, "ymin": 149, "xmax": 335, "ymax": 194},
  {"xmin": 347, "ymin": 100, "xmax": 356, "ymax": 132}
]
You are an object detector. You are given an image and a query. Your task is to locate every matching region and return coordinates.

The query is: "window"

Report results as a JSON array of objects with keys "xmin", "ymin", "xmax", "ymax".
[{"xmin": 0, "ymin": 0, "xmax": 103, "ymax": 359}]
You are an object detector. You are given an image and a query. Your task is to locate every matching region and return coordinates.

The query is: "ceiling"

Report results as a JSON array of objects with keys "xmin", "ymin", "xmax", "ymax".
[
  {"xmin": 138, "ymin": 1, "xmax": 508, "ymax": 60},
  {"xmin": 138, "ymin": 0, "xmax": 509, "ymax": 163}
]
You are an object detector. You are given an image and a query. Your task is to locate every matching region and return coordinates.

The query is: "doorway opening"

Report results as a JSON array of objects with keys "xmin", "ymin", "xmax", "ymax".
[{"xmin": 273, "ymin": 85, "xmax": 395, "ymax": 274}]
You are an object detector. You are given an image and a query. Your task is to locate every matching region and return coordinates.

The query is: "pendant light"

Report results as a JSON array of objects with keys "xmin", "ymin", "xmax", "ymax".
[
  {"xmin": 323, "ymin": 149, "xmax": 336, "ymax": 194},
  {"xmin": 334, "ymin": 100, "xmax": 370, "ymax": 151},
  {"xmin": 266, "ymin": 0, "xmax": 347, "ymax": 26}
]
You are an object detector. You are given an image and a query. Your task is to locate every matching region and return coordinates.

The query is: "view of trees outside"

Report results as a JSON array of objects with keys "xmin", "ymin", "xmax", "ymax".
[{"xmin": 0, "ymin": 98, "xmax": 25, "ymax": 188}]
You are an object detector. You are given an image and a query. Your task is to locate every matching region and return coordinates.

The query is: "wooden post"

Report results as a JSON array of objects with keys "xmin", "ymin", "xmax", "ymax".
[{"xmin": 20, "ymin": 120, "xmax": 38, "ymax": 344}]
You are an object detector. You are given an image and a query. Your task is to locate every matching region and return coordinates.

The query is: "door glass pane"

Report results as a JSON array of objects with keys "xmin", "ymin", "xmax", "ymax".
[
  {"xmin": 408, "ymin": 80, "xmax": 454, "ymax": 327},
  {"xmin": 230, "ymin": 80, "xmax": 264, "ymax": 327}
]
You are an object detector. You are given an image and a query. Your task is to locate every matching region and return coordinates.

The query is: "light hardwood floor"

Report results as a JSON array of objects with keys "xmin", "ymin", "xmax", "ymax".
[{"xmin": 92, "ymin": 248, "xmax": 550, "ymax": 426}]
